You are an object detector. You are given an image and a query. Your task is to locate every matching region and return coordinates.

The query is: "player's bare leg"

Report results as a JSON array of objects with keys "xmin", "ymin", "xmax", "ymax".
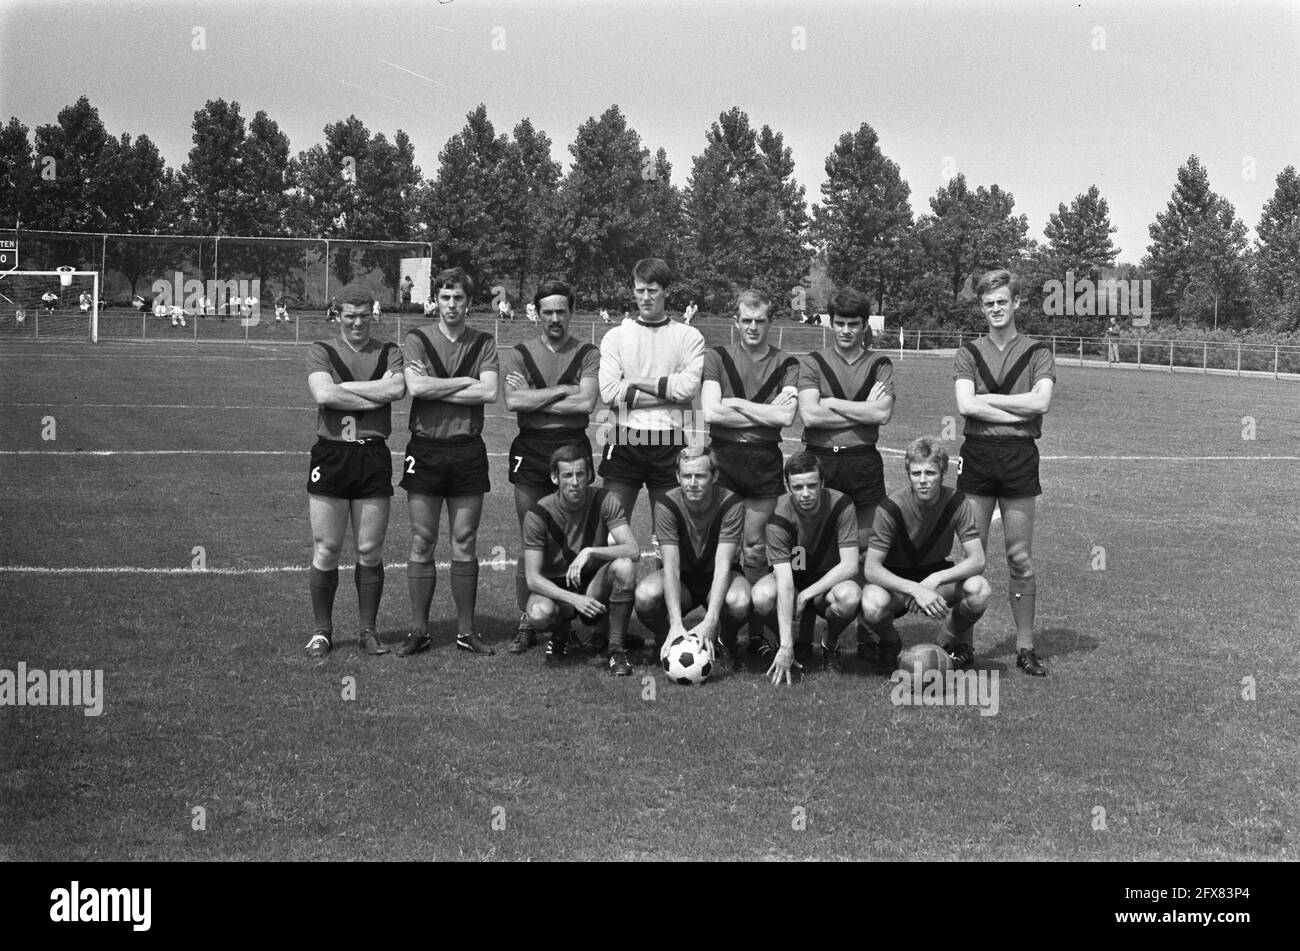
[
  {"xmin": 1000, "ymin": 496, "xmax": 1045, "ymax": 675},
  {"xmin": 399, "ymin": 492, "xmax": 443, "ymax": 655},
  {"xmin": 748, "ymin": 573, "xmax": 778, "ymax": 659},
  {"xmin": 350, "ymin": 497, "xmax": 391, "ymax": 654},
  {"xmin": 632, "ymin": 569, "xmax": 678, "ymax": 648},
  {"xmin": 307, "ymin": 495, "xmax": 350, "ymax": 656},
  {"xmin": 446, "ymin": 493, "xmax": 492, "ymax": 654},
  {"xmin": 818, "ymin": 580, "xmax": 862, "ymax": 672},
  {"xmin": 939, "ymin": 575, "xmax": 991, "ymax": 669},
  {"xmin": 596, "ymin": 557, "xmax": 638, "ymax": 675}
]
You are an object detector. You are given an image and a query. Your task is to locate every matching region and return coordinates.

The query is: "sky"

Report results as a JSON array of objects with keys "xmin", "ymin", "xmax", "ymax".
[{"xmin": 2, "ymin": 0, "xmax": 1298, "ymax": 261}]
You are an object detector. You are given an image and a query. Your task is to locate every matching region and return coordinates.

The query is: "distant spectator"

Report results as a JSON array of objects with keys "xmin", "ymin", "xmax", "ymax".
[
  {"xmin": 78, "ymin": 291, "xmax": 92, "ymax": 314},
  {"xmin": 275, "ymin": 295, "xmax": 289, "ymax": 322},
  {"xmin": 169, "ymin": 303, "xmax": 187, "ymax": 328},
  {"xmin": 400, "ymin": 275, "xmax": 414, "ymax": 305},
  {"xmin": 525, "ymin": 301, "xmax": 538, "ymax": 323},
  {"xmin": 41, "ymin": 290, "xmax": 58, "ymax": 313},
  {"xmin": 599, "ymin": 308, "xmax": 612, "ymax": 323},
  {"xmin": 132, "ymin": 293, "xmax": 147, "ymax": 313},
  {"xmin": 1105, "ymin": 317, "xmax": 1121, "ymax": 363}
]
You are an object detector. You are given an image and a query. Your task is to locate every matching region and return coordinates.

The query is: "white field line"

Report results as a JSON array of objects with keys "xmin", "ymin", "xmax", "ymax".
[{"xmin": 0, "ymin": 554, "xmax": 659, "ymax": 576}]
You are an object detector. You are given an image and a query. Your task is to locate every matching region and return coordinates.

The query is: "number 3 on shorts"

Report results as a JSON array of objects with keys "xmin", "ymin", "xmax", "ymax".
[
  {"xmin": 310, "ymin": 466, "xmax": 321, "ymax": 483},
  {"xmin": 512, "ymin": 455, "xmax": 523, "ymax": 473},
  {"xmin": 405, "ymin": 455, "xmax": 416, "ymax": 474}
]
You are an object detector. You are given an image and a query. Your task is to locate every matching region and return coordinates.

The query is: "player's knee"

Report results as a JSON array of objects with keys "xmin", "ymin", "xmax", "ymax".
[
  {"xmin": 859, "ymin": 587, "xmax": 891, "ymax": 625},
  {"xmin": 527, "ymin": 597, "xmax": 557, "ymax": 630},
  {"xmin": 354, "ymin": 536, "xmax": 384, "ymax": 561},
  {"xmin": 963, "ymin": 575, "xmax": 992, "ymax": 609},
  {"xmin": 450, "ymin": 527, "xmax": 478, "ymax": 556},
  {"xmin": 828, "ymin": 582, "xmax": 861, "ymax": 618},
  {"xmin": 409, "ymin": 528, "xmax": 438, "ymax": 560},
  {"xmin": 1006, "ymin": 549, "xmax": 1034, "ymax": 579},
  {"xmin": 751, "ymin": 585, "xmax": 776, "ymax": 616},
  {"xmin": 724, "ymin": 587, "xmax": 750, "ymax": 620},
  {"xmin": 633, "ymin": 579, "xmax": 662, "ymax": 615},
  {"xmin": 609, "ymin": 557, "xmax": 636, "ymax": 590}
]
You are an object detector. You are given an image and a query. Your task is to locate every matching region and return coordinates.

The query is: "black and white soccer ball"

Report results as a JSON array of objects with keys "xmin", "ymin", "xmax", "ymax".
[{"xmin": 660, "ymin": 633, "xmax": 713, "ymax": 685}]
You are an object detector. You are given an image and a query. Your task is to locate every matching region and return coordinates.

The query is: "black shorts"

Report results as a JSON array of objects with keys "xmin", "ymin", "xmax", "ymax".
[
  {"xmin": 883, "ymin": 560, "xmax": 955, "ymax": 618},
  {"xmin": 536, "ymin": 564, "xmax": 603, "ymax": 598},
  {"xmin": 508, "ymin": 428, "xmax": 593, "ymax": 489},
  {"xmin": 956, "ymin": 436, "xmax": 1041, "ymax": 498},
  {"xmin": 805, "ymin": 444, "xmax": 885, "ymax": 508},
  {"xmin": 713, "ymin": 439, "xmax": 784, "ymax": 499},
  {"xmin": 597, "ymin": 427, "xmax": 685, "ymax": 490},
  {"xmin": 308, "ymin": 439, "xmax": 394, "ymax": 500},
  {"xmin": 401, "ymin": 435, "xmax": 490, "ymax": 497}
]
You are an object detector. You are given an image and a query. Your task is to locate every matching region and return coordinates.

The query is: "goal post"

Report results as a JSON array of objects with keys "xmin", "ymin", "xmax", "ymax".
[{"xmin": 0, "ymin": 270, "xmax": 101, "ymax": 342}]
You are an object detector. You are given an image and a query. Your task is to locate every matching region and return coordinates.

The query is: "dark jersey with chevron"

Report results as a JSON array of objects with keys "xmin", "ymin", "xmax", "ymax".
[
  {"xmin": 702, "ymin": 343, "xmax": 800, "ymax": 444},
  {"xmin": 402, "ymin": 324, "xmax": 499, "ymax": 440},
  {"xmin": 500, "ymin": 336, "xmax": 600, "ymax": 431},
  {"xmin": 522, "ymin": 486, "xmax": 629, "ymax": 578},
  {"xmin": 953, "ymin": 334, "xmax": 1056, "ymax": 439},
  {"xmin": 766, "ymin": 488, "xmax": 859, "ymax": 578},
  {"xmin": 305, "ymin": 337, "xmax": 403, "ymax": 440},
  {"xmin": 797, "ymin": 347, "xmax": 895, "ymax": 449},
  {"xmin": 868, "ymin": 485, "xmax": 979, "ymax": 570},
  {"xmin": 653, "ymin": 486, "xmax": 744, "ymax": 575}
]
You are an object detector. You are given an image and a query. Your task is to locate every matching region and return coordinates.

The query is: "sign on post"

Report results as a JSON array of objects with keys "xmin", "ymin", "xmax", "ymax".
[{"xmin": 0, "ymin": 239, "xmax": 16, "ymax": 273}]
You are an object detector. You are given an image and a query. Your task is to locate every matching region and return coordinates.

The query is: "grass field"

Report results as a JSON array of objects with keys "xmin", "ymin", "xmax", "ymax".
[{"xmin": 1, "ymin": 323, "xmax": 1297, "ymax": 861}]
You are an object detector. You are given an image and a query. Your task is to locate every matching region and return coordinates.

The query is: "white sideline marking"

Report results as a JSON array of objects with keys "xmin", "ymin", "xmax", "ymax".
[
  {"xmin": 4, "ymin": 450, "xmax": 1298, "ymax": 462},
  {"xmin": 0, "ymin": 553, "xmax": 661, "ymax": 576}
]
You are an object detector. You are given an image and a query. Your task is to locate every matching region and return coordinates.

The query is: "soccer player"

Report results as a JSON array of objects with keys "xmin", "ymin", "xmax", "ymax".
[
  {"xmin": 752, "ymin": 452, "xmax": 862, "ymax": 683},
  {"xmin": 597, "ymin": 257, "xmax": 705, "ymax": 532},
  {"xmin": 860, "ymin": 437, "xmax": 990, "ymax": 672},
  {"xmin": 522, "ymin": 446, "xmax": 640, "ymax": 674},
  {"xmin": 797, "ymin": 286, "xmax": 894, "ymax": 548},
  {"xmin": 700, "ymin": 288, "xmax": 799, "ymax": 655},
  {"xmin": 501, "ymin": 279, "xmax": 600, "ymax": 654},
  {"xmin": 397, "ymin": 266, "xmax": 500, "ymax": 657},
  {"xmin": 953, "ymin": 269, "xmax": 1056, "ymax": 677},
  {"xmin": 634, "ymin": 445, "xmax": 749, "ymax": 670},
  {"xmin": 41, "ymin": 290, "xmax": 58, "ymax": 313},
  {"xmin": 303, "ymin": 285, "xmax": 406, "ymax": 658}
]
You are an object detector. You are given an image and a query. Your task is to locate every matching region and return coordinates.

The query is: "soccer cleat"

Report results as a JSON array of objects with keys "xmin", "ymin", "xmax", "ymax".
[
  {"xmin": 793, "ymin": 641, "xmax": 814, "ymax": 666},
  {"xmin": 608, "ymin": 650, "xmax": 633, "ymax": 677},
  {"xmin": 750, "ymin": 637, "xmax": 776, "ymax": 662},
  {"xmin": 713, "ymin": 640, "xmax": 740, "ymax": 674},
  {"xmin": 358, "ymin": 628, "xmax": 388, "ymax": 656},
  {"xmin": 456, "ymin": 632, "xmax": 496, "ymax": 655},
  {"xmin": 820, "ymin": 641, "xmax": 842, "ymax": 674},
  {"xmin": 305, "ymin": 630, "xmax": 332, "ymax": 659},
  {"xmin": 508, "ymin": 628, "xmax": 536, "ymax": 654},
  {"xmin": 947, "ymin": 643, "xmax": 975, "ymax": 671},
  {"xmin": 1016, "ymin": 648, "xmax": 1048, "ymax": 677},
  {"xmin": 545, "ymin": 635, "xmax": 567, "ymax": 661},
  {"xmin": 395, "ymin": 631, "xmax": 431, "ymax": 657}
]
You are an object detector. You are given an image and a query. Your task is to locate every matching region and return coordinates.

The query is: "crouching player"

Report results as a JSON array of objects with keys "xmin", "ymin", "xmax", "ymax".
[
  {"xmin": 634, "ymin": 445, "xmax": 749, "ymax": 671},
  {"xmin": 752, "ymin": 452, "xmax": 861, "ymax": 684},
  {"xmin": 522, "ymin": 445, "xmax": 641, "ymax": 675},
  {"xmin": 303, "ymin": 286, "xmax": 406, "ymax": 658},
  {"xmin": 860, "ymin": 438, "xmax": 990, "ymax": 672}
]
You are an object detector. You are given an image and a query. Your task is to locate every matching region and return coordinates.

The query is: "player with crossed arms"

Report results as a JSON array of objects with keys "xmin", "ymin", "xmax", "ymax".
[
  {"xmin": 500, "ymin": 280, "xmax": 606, "ymax": 654},
  {"xmin": 522, "ymin": 445, "xmax": 640, "ymax": 670},
  {"xmin": 303, "ymin": 286, "xmax": 405, "ymax": 658},
  {"xmin": 752, "ymin": 451, "xmax": 862, "ymax": 683},
  {"xmin": 860, "ymin": 437, "xmax": 990, "ymax": 672},
  {"xmin": 633, "ymin": 445, "xmax": 749, "ymax": 673},
  {"xmin": 699, "ymin": 288, "xmax": 799, "ymax": 660},
  {"xmin": 397, "ymin": 267, "xmax": 499, "ymax": 658}
]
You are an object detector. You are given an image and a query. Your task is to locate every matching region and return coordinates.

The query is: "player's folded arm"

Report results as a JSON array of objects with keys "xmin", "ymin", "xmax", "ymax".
[
  {"xmin": 308, "ymin": 371, "xmax": 381, "ymax": 411},
  {"xmin": 546, "ymin": 376, "xmax": 599, "ymax": 415},
  {"xmin": 441, "ymin": 370, "xmax": 499, "ymax": 405},
  {"xmin": 953, "ymin": 379, "xmax": 1031, "ymax": 423},
  {"xmin": 981, "ymin": 378, "xmax": 1054, "ymax": 416},
  {"xmin": 797, "ymin": 387, "xmax": 853, "ymax": 428}
]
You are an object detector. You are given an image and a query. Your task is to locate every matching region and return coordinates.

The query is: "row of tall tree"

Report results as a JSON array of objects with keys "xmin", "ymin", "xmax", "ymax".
[{"xmin": 2, "ymin": 96, "xmax": 1298, "ymax": 330}]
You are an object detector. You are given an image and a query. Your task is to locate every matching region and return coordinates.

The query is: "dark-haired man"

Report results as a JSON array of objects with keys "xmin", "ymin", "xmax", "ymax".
[
  {"xmin": 303, "ymin": 285, "xmax": 406, "ymax": 658},
  {"xmin": 397, "ymin": 267, "xmax": 500, "ymax": 657},
  {"xmin": 751, "ymin": 452, "xmax": 862, "ymax": 684},
  {"xmin": 501, "ymin": 280, "xmax": 600, "ymax": 654},
  {"xmin": 522, "ymin": 446, "xmax": 640, "ymax": 675}
]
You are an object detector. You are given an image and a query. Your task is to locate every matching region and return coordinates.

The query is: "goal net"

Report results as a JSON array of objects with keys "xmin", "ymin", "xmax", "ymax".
[{"xmin": 0, "ymin": 270, "xmax": 101, "ymax": 342}]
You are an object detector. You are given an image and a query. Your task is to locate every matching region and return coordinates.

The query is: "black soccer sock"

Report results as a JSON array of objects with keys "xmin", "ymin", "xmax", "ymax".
[
  {"xmin": 607, "ymin": 592, "xmax": 634, "ymax": 652},
  {"xmin": 355, "ymin": 562, "xmax": 384, "ymax": 631},
  {"xmin": 946, "ymin": 602, "xmax": 981, "ymax": 648},
  {"xmin": 636, "ymin": 603, "xmax": 670, "ymax": 643},
  {"xmin": 309, "ymin": 566, "xmax": 339, "ymax": 632},
  {"xmin": 450, "ymin": 559, "xmax": 479, "ymax": 637},
  {"xmin": 797, "ymin": 603, "xmax": 817, "ymax": 644},
  {"xmin": 406, "ymin": 559, "xmax": 437, "ymax": 633},
  {"xmin": 1008, "ymin": 575, "xmax": 1037, "ymax": 651},
  {"xmin": 721, "ymin": 613, "xmax": 742, "ymax": 648}
]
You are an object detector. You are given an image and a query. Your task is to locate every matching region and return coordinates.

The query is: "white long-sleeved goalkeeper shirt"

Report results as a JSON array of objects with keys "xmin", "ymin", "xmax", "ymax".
[{"xmin": 598, "ymin": 317, "xmax": 705, "ymax": 431}]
